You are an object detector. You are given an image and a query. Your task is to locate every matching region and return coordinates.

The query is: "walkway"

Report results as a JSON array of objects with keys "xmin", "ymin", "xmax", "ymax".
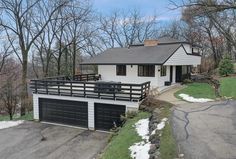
[{"xmin": 156, "ymin": 85, "xmax": 187, "ymax": 105}]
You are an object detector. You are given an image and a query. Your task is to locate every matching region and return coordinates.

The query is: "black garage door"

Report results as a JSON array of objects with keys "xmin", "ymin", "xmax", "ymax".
[
  {"xmin": 39, "ymin": 98, "xmax": 88, "ymax": 128},
  {"xmin": 95, "ymin": 103, "xmax": 126, "ymax": 131}
]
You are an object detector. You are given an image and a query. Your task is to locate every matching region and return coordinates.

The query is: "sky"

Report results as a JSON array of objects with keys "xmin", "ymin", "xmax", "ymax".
[{"xmin": 92, "ymin": 0, "xmax": 182, "ymax": 22}]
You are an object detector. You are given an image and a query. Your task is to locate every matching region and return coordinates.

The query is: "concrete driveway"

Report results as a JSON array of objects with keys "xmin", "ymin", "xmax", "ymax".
[
  {"xmin": 172, "ymin": 100, "xmax": 236, "ymax": 159},
  {"xmin": 0, "ymin": 122, "xmax": 109, "ymax": 159}
]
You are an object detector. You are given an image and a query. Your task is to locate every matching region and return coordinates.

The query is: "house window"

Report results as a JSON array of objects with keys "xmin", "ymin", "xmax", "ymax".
[
  {"xmin": 138, "ymin": 65, "xmax": 155, "ymax": 77},
  {"xmin": 116, "ymin": 65, "xmax": 126, "ymax": 76},
  {"xmin": 160, "ymin": 66, "xmax": 167, "ymax": 76}
]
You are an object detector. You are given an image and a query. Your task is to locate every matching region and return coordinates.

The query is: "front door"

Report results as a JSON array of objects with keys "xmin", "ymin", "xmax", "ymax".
[
  {"xmin": 176, "ymin": 66, "xmax": 182, "ymax": 82},
  {"xmin": 170, "ymin": 66, "xmax": 173, "ymax": 83}
]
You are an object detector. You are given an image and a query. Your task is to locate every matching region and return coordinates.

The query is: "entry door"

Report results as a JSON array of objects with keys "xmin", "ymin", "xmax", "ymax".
[
  {"xmin": 176, "ymin": 66, "xmax": 182, "ymax": 82},
  {"xmin": 39, "ymin": 98, "xmax": 88, "ymax": 128},
  {"xmin": 170, "ymin": 66, "xmax": 173, "ymax": 83}
]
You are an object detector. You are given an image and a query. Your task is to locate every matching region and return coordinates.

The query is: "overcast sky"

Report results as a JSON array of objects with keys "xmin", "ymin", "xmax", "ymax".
[{"xmin": 92, "ymin": 0, "xmax": 182, "ymax": 22}]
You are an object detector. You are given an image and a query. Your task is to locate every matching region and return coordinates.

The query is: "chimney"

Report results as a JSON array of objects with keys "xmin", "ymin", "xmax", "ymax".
[{"xmin": 144, "ymin": 40, "xmax": 159, "ymax": 46}]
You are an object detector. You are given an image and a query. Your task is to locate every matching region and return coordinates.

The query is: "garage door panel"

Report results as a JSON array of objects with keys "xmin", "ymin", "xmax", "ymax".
[
  {"xmin": 95, "ymin": 103, "xmax": 125, "ymax": 131},
  {"xmin": 39, "ymin": 98, "xmax": 88, "ymax": 128}
]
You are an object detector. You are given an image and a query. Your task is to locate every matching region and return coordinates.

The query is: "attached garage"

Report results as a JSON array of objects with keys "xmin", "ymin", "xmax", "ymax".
[
  {"xmin": 33, "ymin": 94, "xmax": 139, "ymax": 131},
  {"xmin": 39, "ymin": 98, "xmax": 88, "ymax": 128},
  {"xmin": 95, "ymin": 103, "xmax": 126, "ymax": 131}
]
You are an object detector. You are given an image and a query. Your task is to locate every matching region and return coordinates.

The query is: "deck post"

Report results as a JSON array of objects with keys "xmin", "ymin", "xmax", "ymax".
[
  {"xmin": 141, "ymin": 84, "xmax": 143, "ymax": 100},
  {"xmin": 70, "ymin": 82, "xmax": 73, "ymax": 96},
  {"xmin": 83, "ymin": 82, "xmax": 86, "ymax": 97},
  {"xmin": 46, "ymin": 81, "xmax": 48, "ymax": 94},
  {"xmin": 130, "ymin": 85, "xmax": 132, "ymax": 101}
]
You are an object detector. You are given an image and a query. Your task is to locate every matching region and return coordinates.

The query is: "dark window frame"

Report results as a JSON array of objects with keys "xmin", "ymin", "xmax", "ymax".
[
  {"xmin": 160, "ymin": 66, "xmax": 167, "ymax": 77},
  {"xmin": 116, "ymin": 65, "xmax": 126, "ymax": 76},
  {"xmin": 138, "ymin": 65, "xmax": 155, "ymax": 77}
]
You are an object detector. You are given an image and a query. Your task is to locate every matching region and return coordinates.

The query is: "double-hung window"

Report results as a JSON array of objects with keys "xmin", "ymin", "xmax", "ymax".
[
  {"xmin": 116, "ymin": 65, "xmax": 126, "ymax": 76},
  {"xmin": 160, "ymin": 66, "xmax": 167, "ymax": 76}
]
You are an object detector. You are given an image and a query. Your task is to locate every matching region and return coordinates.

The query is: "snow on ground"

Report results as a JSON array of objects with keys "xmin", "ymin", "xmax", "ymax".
[
  {"xmin": 179, "ymin": 93, "xmax": 214, "ymax": 103},
  {"xmin": 0, "ymin": 120, "xmax": 24, "ymax": 130},
  {"xmin": 135, "ymin": 118, "xmax": 150, "ymax": 140},
  {"xmin": 130, "ymin": 117, "xmax": 169, "ymax": 159},
  {"xmin": 151, "ymin": 118, "xmax": 168, "ymax": 135},
  {"xmin": 129, "ymin": 118, "xmax": 150, "ymax": 159},
  {"xmin": 129, "ymin": 141, "xmax": 151, "ymax": 159}
]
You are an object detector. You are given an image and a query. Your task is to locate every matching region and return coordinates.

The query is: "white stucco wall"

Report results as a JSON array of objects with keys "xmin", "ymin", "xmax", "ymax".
[
  {"xmin": 98, "ymin": 65, "xmax": 173, "ymax": 88},
  {"xmin": 164, "ymin": 46, "xmax": 201, "ymax": 66},
  {"xmin": 33, "ymin": 94, "xmax": 140, "ymax": 130}
]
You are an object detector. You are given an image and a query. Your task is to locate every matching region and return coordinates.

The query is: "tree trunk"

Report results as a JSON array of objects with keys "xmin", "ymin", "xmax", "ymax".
[
  {"xmin": 72, "ymin": 40, "xmax": 76, "ymax": 76},
  {"xmin": 20, "ymin": 53, "xmax": 28, "ymax": 116},
  {"xmin": 57, "ymin": 57, "xmax": 61, "ymax": 76},
  {"xmin": 9, "ymin": 113, "xmax": 13, "ymax": 120}
]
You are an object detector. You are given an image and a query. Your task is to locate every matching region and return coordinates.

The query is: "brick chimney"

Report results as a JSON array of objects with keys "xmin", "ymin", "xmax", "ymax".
[{"xmin": 144, "ymin": 40, "xmax": 159, "ymax": 46}]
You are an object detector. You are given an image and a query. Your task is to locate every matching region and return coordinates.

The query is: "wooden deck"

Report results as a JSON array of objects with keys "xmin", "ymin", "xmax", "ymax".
[{"xmin": 30, "ymin": 75, "xmax": 150, "ymax": 102}]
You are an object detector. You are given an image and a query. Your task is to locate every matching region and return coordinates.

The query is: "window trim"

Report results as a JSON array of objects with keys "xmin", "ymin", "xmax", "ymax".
[
  {"xmin": 138, "ymin": 65, "xmax": 155, "ymax": 77},
  {"xmin": 116, "ymin": 65, "xmax": 126, "ymax": 76},
  {"xmin": 160, "ymin": 65, "xmax": 167, "ymax": 77}
]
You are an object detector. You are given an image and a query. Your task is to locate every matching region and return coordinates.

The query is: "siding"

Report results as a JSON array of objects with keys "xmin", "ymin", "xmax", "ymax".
[
  {"xmin": 164, "ymin": 46, "xmax": 201, "ymax": 66},
  {"xmin": 98, "ymin": 65, "xmax": 160, "ymax": 88},
  {"xmin": 98, "ymin": 65, "xmax": 175, "ymax": 88},
  {"xmin": 33, "ymin": 94, "xmax": 140, "ymax": 130}
]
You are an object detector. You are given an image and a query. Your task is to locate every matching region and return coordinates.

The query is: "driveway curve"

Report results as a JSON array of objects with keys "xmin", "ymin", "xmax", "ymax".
[{"xmin": 172, "ymin": 100, "xmax": 236, "ymax": 159}]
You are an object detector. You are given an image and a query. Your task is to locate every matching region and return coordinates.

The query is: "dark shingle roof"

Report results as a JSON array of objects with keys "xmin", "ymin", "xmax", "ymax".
[{"xmin": 82, "ymin": 43, "xmax": 182, "ymax": 65}]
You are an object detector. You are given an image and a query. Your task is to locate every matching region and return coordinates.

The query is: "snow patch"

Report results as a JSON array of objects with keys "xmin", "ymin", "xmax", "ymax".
[
  {"xmin": 130, "ymin": 118, "xmax": 150, "ymax": 159},
  {"xmin": 135, "ymin": 118, "xmax": 150, "ymax": 140},
  {"xmin": 129, "ymin": 141, "xmax": 151, "ymax": 159},
  {"xmin": 130, "ymin": 117, "xmax": 168, "ymax": 159},
  {"xmin": 151, "ymin": 118, "xmax": 168, "ymax": 135},
  {"xmin": 179, "ymin": 93, "xmax": 214, "ymax": 103},
  {"xmin": 0, "ymin": 120, "xmax": 24, "ymax": 129}
]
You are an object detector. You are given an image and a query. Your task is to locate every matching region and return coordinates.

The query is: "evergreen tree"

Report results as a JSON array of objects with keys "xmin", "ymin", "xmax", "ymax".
[{"xmin": 219, "ymin": 55, "xmax": 233, "ymax": 76}]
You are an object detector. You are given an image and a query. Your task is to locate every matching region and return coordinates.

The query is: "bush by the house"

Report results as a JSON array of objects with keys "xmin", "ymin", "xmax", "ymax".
[{"xmin": 219, "ymin": 55, "xmax": 234, "ymax": 76}]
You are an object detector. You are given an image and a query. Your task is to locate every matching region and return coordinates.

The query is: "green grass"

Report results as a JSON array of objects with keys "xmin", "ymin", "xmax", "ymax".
[
  {"xmin": 101, "ymin": 111, "xmax": 150, "ymax": 159},
  {"xmin": 159, "ymin": 104, "xmax": 177, "ymax": 159},
  {"xmin": 174, "ymin": 83, "xmax": 216, "ymax": 99},
  {"xmin": 0, "ymin": 112, "xmax": 33, "ymax": 121},
  {"xmin": 220, "ymin": 77, "xmax": 236, "ymax": 99},
  {"xmin": 160, "ymin": 123, "xmax": 177, "ymax": 159},
  {"xmin": 101, "ymin": 102, "xmax": 177, "ymax": 159}
]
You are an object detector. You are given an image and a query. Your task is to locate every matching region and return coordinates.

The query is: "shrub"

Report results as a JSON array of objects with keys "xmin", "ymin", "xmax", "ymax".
[
  {"xmin": 219, "ymin": 55, "xmax": 234, "ymax": 76},
  {"xmin": 182, "ymin": 79, "xmax": 193, "ymax": 84}
]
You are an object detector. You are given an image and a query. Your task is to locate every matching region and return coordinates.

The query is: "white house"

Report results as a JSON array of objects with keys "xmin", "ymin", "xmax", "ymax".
[
  {"xmin": 82, "ymin": 37, "xmax": 201, "ymax": 88},
  {"xmin": 31, "ymin": 37, "xmax": 201, "ymax": 131}
]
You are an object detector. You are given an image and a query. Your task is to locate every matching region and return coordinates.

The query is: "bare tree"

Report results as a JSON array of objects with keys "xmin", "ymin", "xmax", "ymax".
[
  {"xmin": 99, "ymin": 9, "xmax": 157, "ymax": 48},
  {"xmin": 170, "ymin": 0, "xmax": 236, "ymax": 60},
  {"xmin": 0, "ymin": 58, "xmax": 21, "ymax": 120},
  {"xmin": 0, "ymin": 0, "xmax": 68, "ymax": 115}
]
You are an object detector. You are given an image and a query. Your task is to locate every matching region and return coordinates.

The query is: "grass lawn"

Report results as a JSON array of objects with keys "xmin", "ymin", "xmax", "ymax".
[
  {"xmin": 174, "ymin": 83, "xmax": 216, "ymax": 99},
  {"xmin": 101, "ymin": 101, "xmax": 177, "ymax": 159},
  {"xmin": 159, "ymin": 104, "xmax": 177, "ymax": 159},
  {"xmin": 0, "ymin": 112, "xmax": 33, "ymax": 121},
  {"xmin": 160, "ymin": 122, "xmax": 177, "ymax": 159},
  {"xmin": 220, "ymin": 77, "xmax": 236, "ymax": 99},
  {"xmin": 101, "ymin": 111, "xmax": 150, "ymax": 159}
]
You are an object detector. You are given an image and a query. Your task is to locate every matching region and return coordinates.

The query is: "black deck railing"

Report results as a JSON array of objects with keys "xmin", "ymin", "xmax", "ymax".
[
  {"xmin": 41, "ymin": 74, "xmax": 100, "ymax": 81},
  {"xmin": 30, "ymin": 78, "xmax": 150, "ymax": 102}
]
